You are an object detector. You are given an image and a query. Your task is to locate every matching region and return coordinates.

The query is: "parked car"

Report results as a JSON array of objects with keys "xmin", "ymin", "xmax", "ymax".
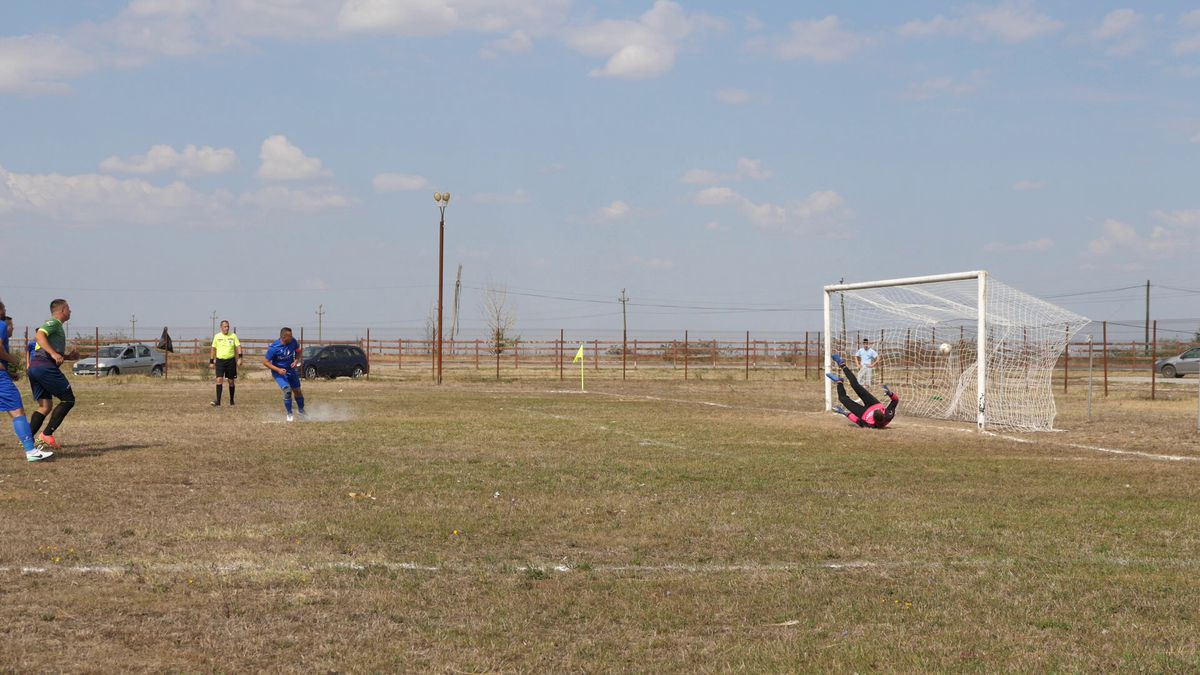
[
  {"xmin": 302, "ymin": 344, "xmax": 369, "ymax": 380},
  {"xmin": 1155, "ymin": 347, "xmax": 1200, "ymax": 378},
  {"xmin": 73, "ymin": 343, "xmax": 165, "ymax": 377}
]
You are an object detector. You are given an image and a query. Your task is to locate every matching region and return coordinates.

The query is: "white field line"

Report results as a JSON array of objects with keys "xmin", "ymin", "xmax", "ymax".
[
  {"xmin": 545, "ymin": 389, "xmax": 1200, "ymax": 464},
  {"xmin": 510, "ymin": 406, "xmax": 702, "ymax": 454},
  {"xmin": 2, "ymin": 556, "xmax": 1196, "ymax": 578}
]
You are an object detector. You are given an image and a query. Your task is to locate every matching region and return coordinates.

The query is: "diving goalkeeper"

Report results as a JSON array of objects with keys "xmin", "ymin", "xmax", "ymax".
[{"xmin": 826, "ymin": 353, "xmax": 898, "ymax": 429}]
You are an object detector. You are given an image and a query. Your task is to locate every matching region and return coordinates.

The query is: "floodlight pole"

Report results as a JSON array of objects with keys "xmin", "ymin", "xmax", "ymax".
[{"xmin": 434, "ymin": 192, "xmax": 451, "ymax": 385}]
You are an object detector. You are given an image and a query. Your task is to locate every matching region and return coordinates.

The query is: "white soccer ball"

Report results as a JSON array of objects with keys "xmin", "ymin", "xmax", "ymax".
[{"xmin": 938, "ymin": 343, "xmax": 952, "ymax": 355}]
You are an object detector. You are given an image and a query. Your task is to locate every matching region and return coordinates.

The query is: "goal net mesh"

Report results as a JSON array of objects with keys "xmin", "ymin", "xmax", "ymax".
[{"xmin": 828, "ymin": 275, "xmax": 1088, "ymax": 432}]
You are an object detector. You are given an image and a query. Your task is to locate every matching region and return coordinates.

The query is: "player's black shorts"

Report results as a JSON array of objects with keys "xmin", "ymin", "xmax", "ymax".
[{"xmin": 215, "ymin": 358, "xmax": 238, "ymax": 379}]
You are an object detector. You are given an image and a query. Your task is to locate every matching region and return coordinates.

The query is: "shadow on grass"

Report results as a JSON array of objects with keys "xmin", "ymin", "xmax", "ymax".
[{"xmin": 56, "ymin": 443, "xmax": 154, "ymax": 459}]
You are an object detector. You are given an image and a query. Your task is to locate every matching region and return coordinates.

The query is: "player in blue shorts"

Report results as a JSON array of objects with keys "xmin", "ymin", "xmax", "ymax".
[
  {"xmin": 0, "ymin": 299, "xmax": 53, "ymax": 461},
  {"xmin": 262, "ymin": 327, "xmax": 305, "ymax": 422}
]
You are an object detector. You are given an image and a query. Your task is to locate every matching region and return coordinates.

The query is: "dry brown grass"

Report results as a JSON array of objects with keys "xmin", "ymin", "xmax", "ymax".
[{"xmin": 1, "ymin": 373, "xmax": 1198, "ymax": 672}]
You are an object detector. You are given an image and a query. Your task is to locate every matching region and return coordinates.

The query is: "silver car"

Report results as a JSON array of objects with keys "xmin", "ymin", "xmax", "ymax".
[
  {"xmin": 1155, "ymin": 347, "xmax": 1200, "ymax": 378},
  {"xmin": 73, "ymin": 343, "xmax": 166, "ymax": 377}
]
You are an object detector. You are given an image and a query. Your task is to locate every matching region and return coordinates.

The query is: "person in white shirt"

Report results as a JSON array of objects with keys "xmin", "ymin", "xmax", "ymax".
[{"xmin": 854, "ymin": 338, "xmax": 879, "ymax": 385}]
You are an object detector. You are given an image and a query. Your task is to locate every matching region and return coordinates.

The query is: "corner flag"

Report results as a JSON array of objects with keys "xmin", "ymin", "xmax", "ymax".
[{"xmin": 572, "ymin": 343, "xmax": 585, "ymax": 391}]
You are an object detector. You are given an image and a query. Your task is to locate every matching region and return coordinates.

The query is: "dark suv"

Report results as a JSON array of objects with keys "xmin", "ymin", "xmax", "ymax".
[{"xmin": 302, "ymin": 344, "xmax": 369, "ymax": 380}]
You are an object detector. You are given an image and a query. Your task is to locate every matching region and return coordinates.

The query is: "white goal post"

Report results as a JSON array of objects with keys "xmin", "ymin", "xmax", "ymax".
[{"xmin": 823, "ymin": 271, "xmax": 1088, "ymax": 432}]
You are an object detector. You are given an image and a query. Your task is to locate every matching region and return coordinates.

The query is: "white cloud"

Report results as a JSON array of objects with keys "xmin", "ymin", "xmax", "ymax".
[
  {"xmin": 1013, "ymin": 179, "xmax": 1047, "ymax": 191},
  {"xmin": 1152, "ymin": 209, "xmax": 1200, "ymax": 227},
  {"xmin": 1192, "ymin": 132, "xmax": 1200, "ymax": 144},
  {"xmin": 1084, "ymin": 213, "xmax": 1200, "ymax": 266},
  {"xmin": 984, "ymin": 238, "xmax": 1053, "ymax": 252},
  {"xmin": 256, "ymin": 135, "xmax": 329, "ymax": 181},
  {"xmin": 471, "ymin": 189, "xmax": 529, "ymax": 205},
  {"xmin": 1176, "ymin": 10, "xmax": 1200, "ymax": 54},
  {"xmin": 482, "ymin": 30, "xmax": 534, "ymax": 58},
  {"xmin": 680, "ymin": 169, "xmax": 720, "ymax": 185},
  {"xmin": 0, "ymin": 35, "xmax": 96, "ymax": 94},
  {"xmin": 1092, "ymin": 9, "xmax": 1144, "ymax": 56},
  {"xmin": 693, "ymin": 186, "xmax": 741, "ymax": 206},
  {"xmin": 682, "ymin": 158, "xmax": 772, "ymax": 185},
  {"xmin": 713, "ymin": 88, "xmax": 751, "ymax": 105},
  {"xmin": 734, "ymin": 158, "xmax": 772, "ymax": 181},
  {"xmin": 337, "ymin": 0, "xmax": 459, "ymax": 35},
  {"xmin": 776, "ymin": 16, "xmax": 869, "ymax": 62},
  {"xmin": 100, "ymin": 144, "xmax": 237, "ymax": 176},
  {"xmin": 906, "ymin": 73, "xmax": 985, "ymax": 100},
  {"xmin": 0, "ymin": 162, "xmax": 229, "ymax": 226},
  {"xmin": 337, "ymin": 0, "xmax": 570, "ymax": 37},
  {"xmin": 565, "ymin": 0, "xmax": 722, "ymax": 79},
  {"xmin": 373, "ymin": 173, "xmax": 431, "ymax": 192},
  {"xmin": 626, "ymin": 255, "xmax": 674, "ymax": 271},
  {"xmin": 600, "ymin": 200, "xmax": 630, "ymax": 219},
  {"xmin": 693, "ymin": 185, "xmax": 849, "ymax": 234},
  {"xmin": 900, "ymin": 1, "xmax": 1063, "ymax": 43},
  {"xmin": 238, "ymin": 186, "xmax": 351, "ymax": 211}
]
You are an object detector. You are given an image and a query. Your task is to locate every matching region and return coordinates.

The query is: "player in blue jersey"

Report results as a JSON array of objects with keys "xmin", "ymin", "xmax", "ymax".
[
  {"xmin": 262, "ymin": 327, "xmax": 305, "ymax": 422},
  {"xmin": 0, "ymin": 299, "xmax": 53, "ymax": 461}
]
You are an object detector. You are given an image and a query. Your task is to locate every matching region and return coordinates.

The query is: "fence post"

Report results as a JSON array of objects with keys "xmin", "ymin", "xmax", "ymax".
[
  {"xmin": 398, "ymin": 338, "xmax": 403, "ymax": 370},
  {"xmin": 475, "ymin": 339, "xmax": 479, "ymax": 369},
  {"xmin": 745, "ymin": 331, "xmax": 750, "ymax": 380},
  {"xmin": 495, "ymin": 330, "xmax": 501, "ymax": 380},
  {"xmin": 365, "ymin": 328, "xmax": 371, "ymax": 380},
  {"xmin": 1151, "ymin": 320, "xmax": 1157, "ymax": 400},
  {"xmin": 514, "ymin": 339, "xmax": 520, "ymax": 370},
  {"xmin": 804, "ymin": 331, "xmax": 809, "ymax": 380},
  {"xmin": 94, "ymin": 327, "xmax": 100, "ymax": 378},
  {"xmin": 684, "ymin": 330, "xmax": 689, "ymax": 380},
  {"xmin": 559, "ymin": 329, "xmax": 564, "ymax": 381},
  {"xmin": 633, "ymin": 339, "xmax": 638, "ymax": 370},
  {"xmin": 594, "ymin": 338, "xmax": 599, "ymax": 371},
  {"xmin": 1102, "ymin": 321, "xmax": 1108, "ymax": 397},
  {"xmin": 1087, "ymin": 335, "xmax": 1094, "ymax": 421},
  {"xmin": 1063, "ymin": 324, "xmax": 1069, "ymax": 394}
]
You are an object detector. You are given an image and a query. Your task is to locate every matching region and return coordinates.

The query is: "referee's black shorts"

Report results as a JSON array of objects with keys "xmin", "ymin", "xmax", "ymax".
[{"xmin": 214, "ymin": 357, "xmax": 238, "ymax": 379}]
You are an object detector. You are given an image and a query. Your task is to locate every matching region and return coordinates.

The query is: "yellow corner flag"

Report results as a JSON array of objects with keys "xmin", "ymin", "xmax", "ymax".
[{"xmin": 572, "ymin": 343, "xmax": 585, "ymax": 391}]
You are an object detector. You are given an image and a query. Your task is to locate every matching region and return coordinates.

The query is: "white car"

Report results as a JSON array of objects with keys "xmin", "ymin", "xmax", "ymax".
[{"xmin": 73, "ymin": 343, "xmax": 165, "ymax": 377}]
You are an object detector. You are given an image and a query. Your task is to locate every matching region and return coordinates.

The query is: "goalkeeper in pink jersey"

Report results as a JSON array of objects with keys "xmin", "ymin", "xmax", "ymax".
[{"xmin": 826, "ymin": 353, "xmax": 898, "ymax": 429}]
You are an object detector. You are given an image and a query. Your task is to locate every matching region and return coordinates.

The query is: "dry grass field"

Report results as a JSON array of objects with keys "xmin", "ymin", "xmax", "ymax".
[{"xmin": 1, "ymin": 371, "xmax": 1198, "ymax": 672}]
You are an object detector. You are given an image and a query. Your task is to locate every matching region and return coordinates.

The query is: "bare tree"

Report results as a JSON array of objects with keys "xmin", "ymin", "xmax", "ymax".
[
  {"xmin": 480, "ymin": 283, "xmax": 516, "ymax": 355},
  {"xmin": 423, "ymin": 303, "xmax": 438, "ymax": 344}
]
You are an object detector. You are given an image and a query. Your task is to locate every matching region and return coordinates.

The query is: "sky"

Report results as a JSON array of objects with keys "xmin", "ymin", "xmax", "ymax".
[{"xmin": 1, "ymin": 1, "xmax": 1199, "ymax": 341}]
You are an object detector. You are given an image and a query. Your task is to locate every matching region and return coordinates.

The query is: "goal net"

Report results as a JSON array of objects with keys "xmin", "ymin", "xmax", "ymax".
[{"xmin": 823, "ymin": 271, "xmax": 1088, "ymax": 432}]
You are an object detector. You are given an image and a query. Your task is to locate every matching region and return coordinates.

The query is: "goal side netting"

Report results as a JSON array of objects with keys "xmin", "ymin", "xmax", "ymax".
[{"xmin": 823, "ymin": 271, "xmax": 1088, "ymax": 432}]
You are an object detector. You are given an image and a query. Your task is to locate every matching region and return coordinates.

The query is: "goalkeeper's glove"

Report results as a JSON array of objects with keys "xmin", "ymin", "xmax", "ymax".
[{"xmin": 882, "ymin": 384, "xmax": 893, "ymax": 397}]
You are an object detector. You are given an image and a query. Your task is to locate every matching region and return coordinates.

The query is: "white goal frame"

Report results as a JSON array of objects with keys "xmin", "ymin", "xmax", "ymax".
[{"xmin": 824, "ymin": 270, "xmax": 989, "ymax": 430}]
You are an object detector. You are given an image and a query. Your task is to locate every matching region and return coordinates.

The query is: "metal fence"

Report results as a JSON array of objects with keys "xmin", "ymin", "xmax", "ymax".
[{"xmin": 14, "ymin": 321, "xmax": 1195, "ymax": 399}]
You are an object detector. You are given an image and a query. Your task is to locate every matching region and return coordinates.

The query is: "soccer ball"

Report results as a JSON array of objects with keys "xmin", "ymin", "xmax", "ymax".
[{"xmin": 938, "ymin": 343, "xmax": 952, "ymax": 355}]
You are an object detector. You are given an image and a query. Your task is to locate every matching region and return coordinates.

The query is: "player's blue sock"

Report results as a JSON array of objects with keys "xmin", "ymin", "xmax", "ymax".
[
  {"xmin": 284, "ymin": 396, "xmax": 293, "ymax": 414},
  {"xmin": 13, "ymin": 417, "xmax": 35, "ymax": 452},
  {"xmin": 295, "ymin": 396, "xmax": 304, "ymax": 413}
]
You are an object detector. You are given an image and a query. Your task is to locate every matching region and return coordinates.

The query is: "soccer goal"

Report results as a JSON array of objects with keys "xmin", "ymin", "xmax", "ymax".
[{"xmin": 823, "ymin": 271, "xmax": 1088, "ymax": 432}]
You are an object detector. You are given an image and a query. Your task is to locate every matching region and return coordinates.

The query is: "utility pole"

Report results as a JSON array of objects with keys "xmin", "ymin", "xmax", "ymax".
[
  {"xmin": 316, "ymin": 304, "xmax": 325, "ymax": 344},
  {"xmin": 210, "ymin": 310, "xmax": 218, "ymax": 336},
  {"xmin": 130, "ymin": 315, "xmax": 137, "ymax": 340},
  {"xmin": 450, "ymin": 264, "xmax": 463, "ymax": 341},
  {"xmin": 619, "ymin": 288, "xmax": 629, "ymax": 380},
  {"xmin": 1145, "ymin": 279, "xmax": 1151, "ymax": 355}
]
